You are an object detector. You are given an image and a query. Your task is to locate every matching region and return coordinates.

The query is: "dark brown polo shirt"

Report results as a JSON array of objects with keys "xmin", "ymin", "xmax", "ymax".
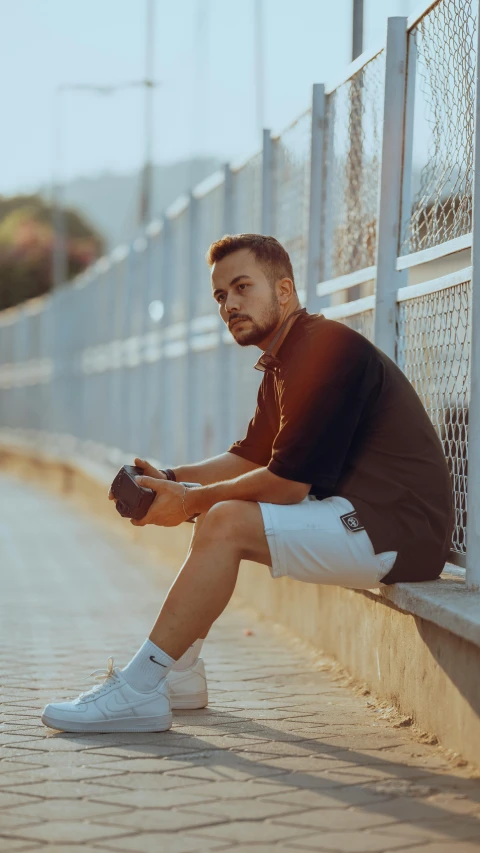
[{"xmin": 228, "ymin": 311, "xmax": 454, "ymax": 584}]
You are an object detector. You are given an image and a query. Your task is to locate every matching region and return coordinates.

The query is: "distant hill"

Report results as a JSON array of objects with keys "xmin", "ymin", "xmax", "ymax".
[{"xmin": 40, "ymin": 157, "xmax": 222, "ymax": 251}]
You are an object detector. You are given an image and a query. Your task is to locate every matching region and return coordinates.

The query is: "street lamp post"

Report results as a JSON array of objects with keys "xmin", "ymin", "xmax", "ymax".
[
  {"xmin": 51, "ymin": 76, "xmax": 160, "ymax": 290},
  {"xmin": 254, "ymin": 0, "xmax": 265, "ymax": 148},
  {"xmin": 140, "ymin": 0, "xmax": 156, "ymax": 225}
]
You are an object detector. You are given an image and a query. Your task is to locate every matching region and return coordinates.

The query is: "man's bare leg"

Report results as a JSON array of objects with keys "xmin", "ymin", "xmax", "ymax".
[
  {"xmin": 148, "ymin": 500, "xmax": 271, "ymax": 659},
  {"xmin": 184, "ymin": 512, "xmax": 210, "ymax": 641},
  {"xmin": 40, "ymin": 499, "xmax": 272, "ymax": 730}
]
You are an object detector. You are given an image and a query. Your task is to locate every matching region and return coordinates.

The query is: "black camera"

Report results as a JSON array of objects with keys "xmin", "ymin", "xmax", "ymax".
[
  {"xmin": 110, "ymin": 465, "xmax": 155, "ymax": 520},
  {"xmin": 110, "ymin": 464, "xmax": 202, "ymax": 523}
]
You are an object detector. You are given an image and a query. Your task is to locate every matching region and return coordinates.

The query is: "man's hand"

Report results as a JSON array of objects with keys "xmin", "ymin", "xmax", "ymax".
[
  {"xmin": 108, "ymin": 457, "xmax": 167, "ymax": 502},
  {"xmin": 130, "ymin": 476, "xmax": 188, "ymax": 527}
]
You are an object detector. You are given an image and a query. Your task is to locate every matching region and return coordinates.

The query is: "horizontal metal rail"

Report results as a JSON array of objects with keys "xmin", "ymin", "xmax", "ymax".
[
  {"xmin": 396, "ymin": 266, "xmax": 473, "ymax": 301},
  {"xmin": 407, "ymin": 0, "xmax": 443, "ymax": 32},
  {"xmin": 321, "ymin": 295, "xmax": 375, "ymax": 320},
  {"xmin": 192, "ymin": 170, "xmax": 225, "ymax": 200},
  {"xmin": 396, "ymin": 234, "xmax": 473, "ymax": 271},
  {"xmin": 316, "ymin": 266, "xmax": 376, "ymax": 297},
  {"xmin": 325, "ymin": 44, "xmax": 384, "ymax": 95}
]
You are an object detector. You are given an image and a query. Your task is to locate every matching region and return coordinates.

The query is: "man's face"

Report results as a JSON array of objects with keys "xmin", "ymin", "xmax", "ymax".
[{"xmin": 211, "ymin": 249, "xmax": 281, "ymax": 347}]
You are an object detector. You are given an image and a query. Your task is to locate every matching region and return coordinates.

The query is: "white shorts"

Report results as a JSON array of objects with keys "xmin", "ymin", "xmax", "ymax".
[{"xmin": 258, "ymin": 495, "xmax": 397, "ymax": 590}]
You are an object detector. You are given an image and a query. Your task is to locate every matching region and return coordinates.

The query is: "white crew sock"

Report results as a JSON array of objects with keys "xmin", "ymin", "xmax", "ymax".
[
  {"xmin": 171, "ymin": 638, "xmax": 204, "ymax": 672},
  {"xmin": 121, "ymin": 638, "xmax": 175, "ymax": 692}
]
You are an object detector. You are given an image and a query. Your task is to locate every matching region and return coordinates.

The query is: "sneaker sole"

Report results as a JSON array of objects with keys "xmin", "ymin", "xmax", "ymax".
[
  {"xmin": 170, "ymin": 692, "xmax": 208, "ymax": 710},
  {"xmin": 40, "ymin": 711, "xmax": 172, "ymax": 733}
]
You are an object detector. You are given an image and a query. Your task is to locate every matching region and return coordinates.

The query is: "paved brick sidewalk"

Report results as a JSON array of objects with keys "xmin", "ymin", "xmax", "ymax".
[{"xmin": 1, "ymin": 473, "xmax": 480, "ymax": 853}]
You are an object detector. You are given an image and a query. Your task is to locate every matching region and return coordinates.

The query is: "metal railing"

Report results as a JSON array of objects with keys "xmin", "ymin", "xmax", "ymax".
[{"xmin": 1, "ymin": 0, "xmax": 479, "ymax": 589}]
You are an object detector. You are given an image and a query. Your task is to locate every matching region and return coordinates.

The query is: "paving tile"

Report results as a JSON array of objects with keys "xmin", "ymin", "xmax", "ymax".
[
  {"xmin": 163, "ymin": 760, "xmax": 287, "ymax": 782},
  {"xmin": 0, "ymin": 767, "xmax": 126, "ymax": 785},
  {"xmin": 4, "ymin": 822, "xmax": 134, "ymax": 844},
  {"xmin": 0, "ymin": 840, "xmax": 41, "ymax": 852},
  {"xmin": 382, "ymin": 844, "xmax": 480, "ymax": 853},
  {"xmin": 10, "ymin": 848, "xmax": 110, "ymax": 853},
  {"xmin": 3, "ymin": 799, "xmax": 134, "ymax": 821},
  {"xmin": 93, "ymin": 809, "xmax": 222, "ymax": 832},
  {"xmin": 0, "ymin": 792, "xmax": 43, "ymax": 810},
  {"xmin": 95, "ymin": 833, "xmax": 226, "ymax": 852},
  {"xmin": 213, "ymin": 847, "xmax": 312, "ymax": 853},
  {"xmin": 0, "ymin": 813, "xmax": 42, "ymax": 830},
  {"xmin": 369, "ymin": 816, "xmax": 480, "ymax": 843},
  {"xmin": 181, "ymin": 798, "xmax": 308, "ymax": 821},
  {"xmin": 94, "ymin": 758, "xmax": 193, "ymax": 774},
  {"xmin": 8, "ymin": 752, "xmax": 117, "ymax": 767},
  {"xmin": 168, "ymin": 781, "xmax": 298, "ymax": 800},
  {"xmin": 272, "ymin": 807, "xmax": 395, "ymax": 831},
  {"xmin": 0, "ymin": 781, "xmax": 129, "ymax": 799},
  {"xmin": 90, "ymin": 773, "xmax": 203, "ymax": 791},
  {"xmin": 290, "ymin": 829, "xmax": 419, "ymax": 851},
  {"xmin": 84, "ymin": 744, "xmax": 195, "ymax": 759},
  {"xmin": 425, "ymin": 793, "xmax": 480, "ymax": 816},
  {"xmin": 0, "ymin": 762, "xmax": 40, "ymax": 777},
  {"xmin": 192, "ymin": 820, "xmax": 314, "ymax": 844},
  {"xmin": 86, "ymin": 788, "xmax": 218, "ymax": 809},
  {"xmin": 260, "ymin": 789, "xmax": 395, "ymax": 809}
]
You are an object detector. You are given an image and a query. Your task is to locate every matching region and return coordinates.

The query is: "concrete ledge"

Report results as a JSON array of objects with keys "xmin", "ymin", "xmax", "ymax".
[
  {"xmin": 372, "ymin": 571, "xmax": 480, "ymax": 648},
  {"xmin": 2, "ymin": 434, "xmax": 480, "ymax": 764}
]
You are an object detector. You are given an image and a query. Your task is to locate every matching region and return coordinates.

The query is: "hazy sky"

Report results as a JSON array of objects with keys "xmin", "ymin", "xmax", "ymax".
[{"xmin": 1, "ymin": 0, "xmax": 417, "ymax": 195}]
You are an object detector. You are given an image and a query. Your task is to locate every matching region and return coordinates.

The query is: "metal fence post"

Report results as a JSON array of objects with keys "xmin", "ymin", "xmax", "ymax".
[
  {"xmin": 374, "ymin": 17, "xmax": 409, "ymax": 360},
  {"xmin": 186, "ymin": 193, "xmax": 199, "ymax": 462},
  {"xmin": 262, "ymin": 128, "xmax": 274, "ymax": 234},
  {"xmin": 306, "ymin": 83, "xmax": 326, "ymax": 312},
  {"xmin": 217, "ymin": 162, "xmax": 237, "ymax": 450},
  {"xmin": 399, "ymin": 32, "xmax": 417, "ymax": 255},
  {"xmin": 161, "ymin": 216, "xmax": 174, "ymax": 465},
  {"xmin": 465, "ymin": 11, "xmax": 480, "ymax": 591}
]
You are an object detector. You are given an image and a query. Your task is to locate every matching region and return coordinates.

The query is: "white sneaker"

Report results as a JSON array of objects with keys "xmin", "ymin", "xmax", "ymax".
[
  {"xmin": 41, "ymin": 657, "xmax": 172, "ymax": 733},
  {"xmin": 167, "ymin": 658, "xmax": 208, "ymax": 710}
]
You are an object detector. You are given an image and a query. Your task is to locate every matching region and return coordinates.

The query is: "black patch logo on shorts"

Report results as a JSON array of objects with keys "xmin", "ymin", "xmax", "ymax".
[{"xmin": 340, "ymin": 511, "xmax": 365, "ymax": 533}]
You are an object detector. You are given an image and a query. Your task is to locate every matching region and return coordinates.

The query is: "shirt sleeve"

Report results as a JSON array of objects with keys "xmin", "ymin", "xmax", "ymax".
[
  {"xmin": 267, "ymin": 332, "xmax": 378, "ymax": 489},
  {"xmin": 228, "ymin": 376, "xmax": 276, "ymax": 467}
]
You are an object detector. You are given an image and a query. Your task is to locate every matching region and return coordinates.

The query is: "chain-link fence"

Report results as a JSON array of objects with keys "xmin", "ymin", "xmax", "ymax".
[
  {"xmin": 336, "ymin": 309, "xmax": 375, "ymax": 342},
  {"xmin": 231, "ymin": 151, "xmax": 262, "ymax": 234},
  {"xmin": 190, "ymin": 177, "xmax": 224, "ymax": 461},
  {"xmin": 400, "ymin": 0, "xmax": 477, "ymax": 255},
  {"xmin": 273, "ymin": 110, "xmax": 312, "ymax": 293},
  {"xmin": 323, "ymin": 50, "xmax": 385, "ymax": 280},
  {"xmin": 195, "ymin": 176, "xmax": 225, "ymax": 316},
  {"xmin": 397, "ymin": 279, "xmax": 471, "ymax": 556}
]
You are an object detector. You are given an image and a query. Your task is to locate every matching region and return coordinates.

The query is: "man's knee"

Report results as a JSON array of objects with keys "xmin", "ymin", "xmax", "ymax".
[{"xmin": 200, "ymin": 501, "xmax": 252, "ymax": 552}]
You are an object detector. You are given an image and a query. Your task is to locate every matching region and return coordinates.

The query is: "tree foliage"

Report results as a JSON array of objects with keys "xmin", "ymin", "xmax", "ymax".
[{"xmin": 0, "ymin": 195, "xmax": 104, "ymax": 311}]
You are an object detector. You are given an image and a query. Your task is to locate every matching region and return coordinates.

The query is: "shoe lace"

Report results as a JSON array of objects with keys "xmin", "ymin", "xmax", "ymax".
[{"xmin": 77, "ymin": 656, "xmax": 120, "ymax": 701}]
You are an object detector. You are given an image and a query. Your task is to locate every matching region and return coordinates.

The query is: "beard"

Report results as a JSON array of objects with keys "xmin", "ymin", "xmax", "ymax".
[{"xmin": 229, "ymin": 293, "xmax": 281, "ymax": 347}]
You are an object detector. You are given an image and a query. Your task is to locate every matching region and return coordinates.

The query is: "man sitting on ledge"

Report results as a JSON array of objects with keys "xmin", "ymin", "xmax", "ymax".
[{"xmin": 42, "ymin": 234, "xmax": 454, "ymax": 733}]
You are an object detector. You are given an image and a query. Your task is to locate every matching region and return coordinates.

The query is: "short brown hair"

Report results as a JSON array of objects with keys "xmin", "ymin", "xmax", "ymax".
[{"xmin": 206, "ymin": 233, "xmax": 296, "ymax": 290}]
